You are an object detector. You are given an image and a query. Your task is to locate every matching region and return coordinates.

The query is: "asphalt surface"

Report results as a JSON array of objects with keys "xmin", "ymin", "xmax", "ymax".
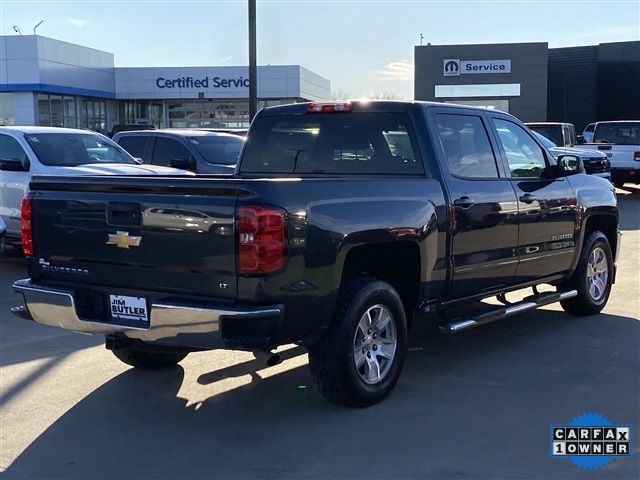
[{"xmin": 1, "ymin": 186, "xmax": 638, "ymax": 480}]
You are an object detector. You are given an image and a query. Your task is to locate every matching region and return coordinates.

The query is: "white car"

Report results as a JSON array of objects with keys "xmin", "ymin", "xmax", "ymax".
[{"xmin": 0, "ymin": 126, "xmax": 192, "ymax": 246}]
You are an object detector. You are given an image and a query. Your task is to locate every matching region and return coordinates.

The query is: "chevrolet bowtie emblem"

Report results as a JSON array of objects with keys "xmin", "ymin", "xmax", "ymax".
[{"xmin": 106, "ymin": 231, "xmax": 142, "ymax": 249}]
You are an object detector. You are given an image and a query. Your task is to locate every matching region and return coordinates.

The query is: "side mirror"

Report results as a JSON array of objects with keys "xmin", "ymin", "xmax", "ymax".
[
  {"xmin": 0, "ymin": 158, "xmax": 29, "ymax": 172},
  {"xmin": 170, "ymin": 158, "xmax": 196, "ymax": 171},
  {"xmin": 133, "ymin": 157, "xmax": 144, "ymax": 165},
  {"xmin": 576, "ymin": 135, "xmax": 585, "ymax": 144},
  {"xmin": 557, "ymin": 154, "xmax": 585, "ymax": 176}
]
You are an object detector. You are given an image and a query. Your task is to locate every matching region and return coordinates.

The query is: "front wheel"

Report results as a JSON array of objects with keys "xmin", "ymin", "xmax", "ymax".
[
  {"xmin": 111, "ymin": 346, "xmax": 188, "ymax": 369},
  {"xmin": 560, "ymin": 231, "xmax": 613, "ymax": 316},
  {"xmin": 308, "ymin": 276, "xmax": 408, "ymax": 407}
]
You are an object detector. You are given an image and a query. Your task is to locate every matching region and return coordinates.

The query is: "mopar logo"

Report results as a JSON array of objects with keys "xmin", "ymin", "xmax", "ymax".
[{"xmin": 443, "ymin": 59, "xmax": 460, "ymax": 76}]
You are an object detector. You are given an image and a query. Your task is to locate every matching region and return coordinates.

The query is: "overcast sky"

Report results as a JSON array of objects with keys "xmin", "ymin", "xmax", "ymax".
[{"xmin": 1, "ymin": 0, "xmax": 639, "ymax": 99}]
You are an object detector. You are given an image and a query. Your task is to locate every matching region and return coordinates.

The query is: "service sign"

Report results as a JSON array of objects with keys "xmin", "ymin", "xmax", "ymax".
[{"xmin": 443, "ymin": 59, "xmax": 511, "ymax": 76}]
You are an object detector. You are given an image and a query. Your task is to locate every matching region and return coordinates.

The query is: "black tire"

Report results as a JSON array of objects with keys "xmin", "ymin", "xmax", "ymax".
[
  {"xmin": 111, "ymin": 346, "xmax": 188, "ymax": 369},
  {"xmin": 560, "ymin": 231, "xmax": 613, "ymax": 316},
  {"xmin": 308, "ymin": 276, "xmax": 408, "ymax": 407}
]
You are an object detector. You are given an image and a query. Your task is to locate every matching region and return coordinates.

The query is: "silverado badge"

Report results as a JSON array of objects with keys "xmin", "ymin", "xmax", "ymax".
[{"xmin": 106, "ymin": 231, "xmax": 142, "ymax": 249}]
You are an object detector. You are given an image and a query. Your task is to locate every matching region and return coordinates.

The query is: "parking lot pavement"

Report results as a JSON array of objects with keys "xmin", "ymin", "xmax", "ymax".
[{"xmin": 1, "ymin": 189, "xmax": 638, "ymax": 480}]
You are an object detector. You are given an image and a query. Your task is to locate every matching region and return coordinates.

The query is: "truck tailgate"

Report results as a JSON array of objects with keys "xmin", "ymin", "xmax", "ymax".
[
  {"xmin": 582, "ymin": 144, "xmax": 637, "ymax": 168},
  {"xmin": 29, "ymin": 176, "xmax": 238, "ymax": 298}
]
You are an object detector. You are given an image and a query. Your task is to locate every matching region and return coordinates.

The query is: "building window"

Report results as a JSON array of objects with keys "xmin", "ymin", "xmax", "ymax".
[
  {"xmin": 118, "ymin": 100, "xmax": 164, "ymax": 128},
  {"xmin": 50, "ymin": 95, "xmax": 64, "ymax": 127},
  {"xmin": 166, "ymin": 100, "xmax": 253, "ymax": 128},
  {"xmin": 0, "ymin": 93, "xmax": 14, "ymax": 125},
  {"xmin": 36, "ymin": 93, "xmax": 79, "ymax": 128},
  {"xmin": 63, "ymin": 96, "xmax": 77, "ymax": 128},
  {"xmin": 38, "ymin": 94, "xmax": 50, "ymax": 125}
]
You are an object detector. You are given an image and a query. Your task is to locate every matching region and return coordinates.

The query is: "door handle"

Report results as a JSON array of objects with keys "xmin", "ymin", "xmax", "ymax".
[
  {"xmin": 453, "ymin": 196, "xmax": 475, "ymax": 208},
  {"xmin": 519, "ymin": 193, "xmax": 536, "ymax": 204}
]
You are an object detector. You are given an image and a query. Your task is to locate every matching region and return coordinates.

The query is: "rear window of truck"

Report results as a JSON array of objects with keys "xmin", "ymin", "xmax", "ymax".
[
  {"xmin": 594, "ymin": 122, "xmax": 640, "ymax": 145},
  {"xmin": 240, "ymin": 113, "xmax": 423, "ymax": 175}
]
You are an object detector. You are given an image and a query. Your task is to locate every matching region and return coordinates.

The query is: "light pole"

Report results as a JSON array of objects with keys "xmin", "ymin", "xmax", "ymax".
[
  {"xmin": 248, "ymin": 0, "xmax": 257, "ymax": 122},
  {"xmin": 33, "ymin": 20, "xmax": 44, "ymax": 35}
]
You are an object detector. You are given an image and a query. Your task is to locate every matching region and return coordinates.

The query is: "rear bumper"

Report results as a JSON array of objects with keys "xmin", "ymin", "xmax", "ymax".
[
  {"xmin": 12, "ymin": 279, "xmax": 284, "ymax": 350},
  {"xmin": 611, "ymin": 167, "xmax": 640, "ymax": 183}
]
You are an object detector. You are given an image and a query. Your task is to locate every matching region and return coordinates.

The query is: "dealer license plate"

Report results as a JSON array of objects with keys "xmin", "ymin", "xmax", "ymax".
[{"xmin": 109, "ymin": 295, "xmax": 149, "ymax": 323}]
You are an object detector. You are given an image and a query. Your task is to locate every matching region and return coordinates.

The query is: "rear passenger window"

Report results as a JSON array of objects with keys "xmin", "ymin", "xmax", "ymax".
[
  {"xmin": 0, "ymin": 134, "xmax": 28, "ymax": 162},
  {"xmin": 435, "ymin": 114, "xmax": 499, "ymax": 178},
  {"xmin": 241, "ymin": 113, "xmax": 423, "ymax": 175},
  {"xmin": 152, "ymin": 138, "xmax": 192, "ymax": 167},
  {"xmin": 117, "ymin": 136, "xmax": 147, "ymax": 159}
]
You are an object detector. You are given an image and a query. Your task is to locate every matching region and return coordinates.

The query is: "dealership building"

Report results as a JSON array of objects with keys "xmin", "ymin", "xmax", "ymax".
[
  {"xmin": 0, "ymin": 35, "xmax": 331, "ymax": 133},
  {"xmin": 415, "ymin": 41, "xmax": 640, "ymax": 131}
]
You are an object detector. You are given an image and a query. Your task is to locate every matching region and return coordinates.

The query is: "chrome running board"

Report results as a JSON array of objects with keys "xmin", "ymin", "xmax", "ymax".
[{"xmin": 442, "ymin": 290, "xmax": 578, "ymax": 333}]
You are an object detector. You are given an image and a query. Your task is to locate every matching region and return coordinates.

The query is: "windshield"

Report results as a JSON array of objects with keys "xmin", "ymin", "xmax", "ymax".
[
  {"xmin": 186, "ymin": 135, "xmax": 244, "ymax": 165},
  {"xmin": 527, "ymin": 125, "xmax": 562, "ymax": 146},
  {"xmin": 24, "ymin": 132, "xmax": 135, "ymax": 167},
  {"xmin": 532, "ymin": 131, "xmax": 557, "ymax": 148},
  {"xmin": 594, "ymin": 122, "xmax": 640, "ymax": 145}
]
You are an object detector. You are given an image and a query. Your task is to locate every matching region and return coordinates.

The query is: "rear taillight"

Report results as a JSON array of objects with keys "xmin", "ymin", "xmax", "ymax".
[
  {"xmin": 634, "ymin": 151, "xmax": 640, "ymax": 162},
  {"xmin": 21, "ymin": 196, "xmax": 33, "ymax": 256},
  {"xmin": 237, "ymin": 205, "xmax": 285, "ymax": 275},
  {"xmin": 307, "ymin": 102, "xmax": 351, "ymax": 113}
]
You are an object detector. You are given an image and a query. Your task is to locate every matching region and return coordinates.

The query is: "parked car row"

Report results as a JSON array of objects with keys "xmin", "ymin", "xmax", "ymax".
[
  {"xmin": 531, "ymin": 131, "xmax": 611, "ymax": 181},
  {"xmin": 526, "ymin": 120, "xmax": 640, "ymax": 188}
]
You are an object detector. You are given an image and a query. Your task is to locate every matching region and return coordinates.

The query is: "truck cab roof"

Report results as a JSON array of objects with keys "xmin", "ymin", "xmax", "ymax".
[{"xmin": 259, "ymin": 100, "xmax": 517, "ymax": 118}]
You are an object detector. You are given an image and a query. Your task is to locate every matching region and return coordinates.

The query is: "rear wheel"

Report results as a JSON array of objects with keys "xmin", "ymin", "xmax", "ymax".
[
  {"xmin": 111, "ymin": 346, "xmax": 188, "ymax": 369},
  {"xmin": 308, "ymin": 276, "xmax": 407, "ymax": 407},
  {"xmin": 560, "ymin": 231, "xmax": 613, "ymax": 316}
]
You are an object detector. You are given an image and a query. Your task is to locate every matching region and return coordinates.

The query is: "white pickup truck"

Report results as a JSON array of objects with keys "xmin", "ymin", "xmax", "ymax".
[{"xmin": 576, "ymin": 121, "xmax": 640, "ymax": 187}]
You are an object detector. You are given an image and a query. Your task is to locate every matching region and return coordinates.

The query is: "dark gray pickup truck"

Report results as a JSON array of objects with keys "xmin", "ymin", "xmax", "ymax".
[{"xmin": 13, "ymin": 101, "xmax": 619, "ymax": 406}]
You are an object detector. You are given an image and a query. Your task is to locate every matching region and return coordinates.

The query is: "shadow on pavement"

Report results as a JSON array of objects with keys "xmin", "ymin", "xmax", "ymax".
[
  {"xmin": 617, "ymin": 184, "xmax": 639, "ymax": 196},
  {"xmin": 4, "ymin": 309, "xmax": 638, "ymax": 480}
]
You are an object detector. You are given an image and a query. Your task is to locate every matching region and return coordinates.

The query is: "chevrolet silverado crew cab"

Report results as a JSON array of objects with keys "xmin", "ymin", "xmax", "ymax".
[{"xmin": 13, "ymin": 101, "xmax": 620, "ymax": 407}]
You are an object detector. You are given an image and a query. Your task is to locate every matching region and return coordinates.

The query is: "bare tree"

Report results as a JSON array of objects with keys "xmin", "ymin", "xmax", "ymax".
[
  {"xmin": 368, "ymin": 91, "xmax": 403, "ymax": 100},
  {"xmin": 332, "ymin": 89, "xmax": 350, "ymax": 100}
]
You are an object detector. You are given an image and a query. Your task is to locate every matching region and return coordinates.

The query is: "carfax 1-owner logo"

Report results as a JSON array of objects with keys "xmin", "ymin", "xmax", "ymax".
[{"xmin": 551, "ymin": 413, "xmax": 632, "ymax": 469}]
